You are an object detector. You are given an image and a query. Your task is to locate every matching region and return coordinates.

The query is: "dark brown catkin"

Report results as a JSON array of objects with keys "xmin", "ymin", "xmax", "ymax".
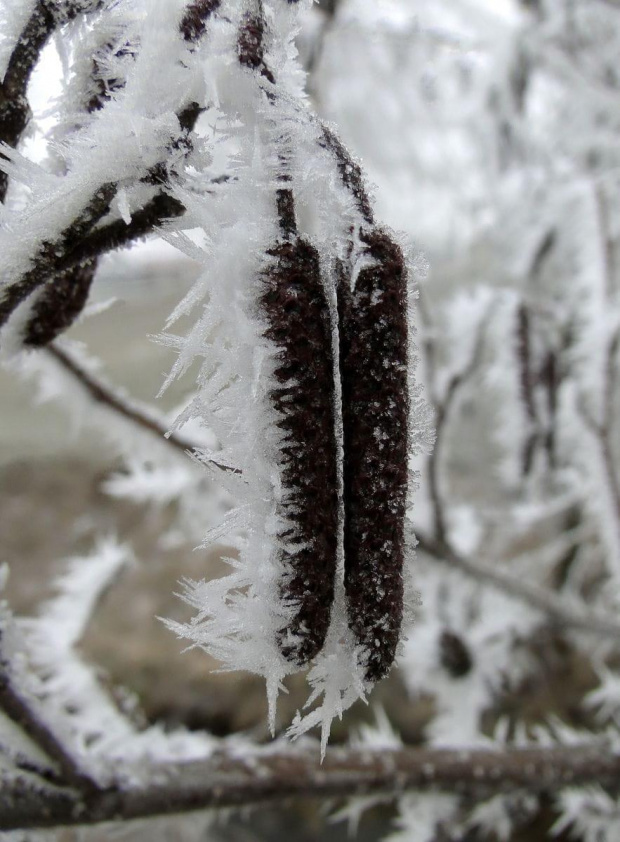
[
  {"xmin": 260, "ymin": 238, "xmax": 339, "ymax": 666},
  {"xmin": 338, "ymin": 228, "xmax": 409, "ymax": 682},
  {"xmin": 237, "ymin": 8, "xmax": 337, "ymax": 665}
]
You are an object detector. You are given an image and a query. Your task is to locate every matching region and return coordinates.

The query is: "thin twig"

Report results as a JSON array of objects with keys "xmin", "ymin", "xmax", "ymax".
[
  {"xmin": 416, "ymin": 531, "xmax": 620, "ymax": 642},
  {"xmin": 577, "ymin": 328, "xmax": 620, "ymax": 545},
  {"xmin": 2, "ymin": 741, "xmax": 619, "ymax": 830},
  {"xmin": 46, "ymin": 343, "xmax": 241, "ymax": 474},
  {"xmin": 60, "ymin": 193, "xmax": 186, "ymax": 270},
  {"xmin": 426, "ymin": 306, "xmax": 492, "ymax": 545}
]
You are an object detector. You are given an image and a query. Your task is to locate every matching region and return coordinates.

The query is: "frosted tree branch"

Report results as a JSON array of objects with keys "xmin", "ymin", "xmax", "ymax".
[
  {"xmin": 0, "ymin": 0, "xmax": 89, "ymax": 200},
  {"xmin": 46, "ymin": 343, "xmax": 239, "ymax": 474},
  {"xmin": 2, "ymin": 741, "xmax": 619, "ymax": 831}
]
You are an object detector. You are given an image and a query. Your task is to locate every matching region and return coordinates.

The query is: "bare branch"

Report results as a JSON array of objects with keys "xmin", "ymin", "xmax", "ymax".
[
  {"xmin": 426, "ymin": 306, "xmax": 491, "ymax": 545},
  {"xmin": 46, "ymin": 343, "xmax": 241, "ymax": 474},
  {"xmin": 2, "ymin": 741, "xmax": 619, "ymax": 830}
]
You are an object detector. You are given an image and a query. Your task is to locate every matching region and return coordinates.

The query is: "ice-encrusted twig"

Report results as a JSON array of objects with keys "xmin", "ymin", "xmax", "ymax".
[
  {"xmin": 46, "ymin": 342, "xmax": 239, "ymax": 474},
  {"xmin": 0, "ymin": 652, "xmax": 97, "ymax": 793},
  {"xmin": 0, "ymin": 1, "xmax": 221, "ymax": 348},
  {"xmin": 15, "ymin": 539, "xmax": 215, "ymax": 787},
  {"xmin": 0, "ymin": 1, "xmax": 100, "ymax": 200},
  {"xmin": 424, "ymin": 299, "xmax": 494, "ymax": 547}
]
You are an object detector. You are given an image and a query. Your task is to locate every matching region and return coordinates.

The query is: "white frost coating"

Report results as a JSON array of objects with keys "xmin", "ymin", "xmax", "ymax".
[
  {"xmin": 553, "ymin": 787, "xmax": 620, "ymax": 842},
  {"xmin": 386, "ymin": 792, "xmax": 460, "ymax": 842},
  {"xmin": 286, "ymin": 581, "xmax": 368, "ymax": 756},
  {"xmin": 0, "ymin": 0, "xmax": 200, "ymax": 352},
  {"xmin": 16, "ymin": 539, "xmax": 215, "ymax": 785},
  {"xmin": 399, "ymin": 559, "xmax": 537, "ymax": 747},
  {"xmin": 31, "ymin": 537, "xmax": 131, "ymax": 649}
]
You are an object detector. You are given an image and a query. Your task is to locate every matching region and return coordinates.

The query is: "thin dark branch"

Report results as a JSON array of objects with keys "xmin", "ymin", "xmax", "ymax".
[
  {"xmin": 427, "ymin": 308, "xmax": 491, "ymax": 545},
  {"xmin": 60, "ymin": 192, "xmax": 187, "ymax": 270},
  {"xmin": 578, "ymin": 328, "xmax": 620, "ymax": 535},
  {"xmin": 0, "ymin": 187, "xmax": 187, "ymax": 342},
  {"xmin": 2, "ymin": 741, "xmax": 618, "ymax": 830},
  {"xmin": 416, "ymin": 531, "xmax": 620, "ymax": 642},
  {"xmin": 0, "ymin": 2, "xmax": 105, "ymax": 201},
  {"xmin": 46, "ymin": 343, "xmax": 241, "ymax": 474},
  {"xmin": 0, "ymin": 97, "xmax": 204, "ymax": 339},
  {"xmin": 0, "ymin": 183, "xmax": 117, "ymax": 332}
]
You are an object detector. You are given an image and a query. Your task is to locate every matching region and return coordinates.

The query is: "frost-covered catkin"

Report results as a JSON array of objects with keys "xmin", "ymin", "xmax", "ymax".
[
  {"xmin": 338, "ymin": 228, "xmax": 410, "ymax": 681},
  {"xmin": 317, "ymin": 124, "xmax": 412, "ymax": 680},
  {"xmin": 260, "ymin": 235, "xmax": 339, "ymax": 664},
  {"xmin": 238, "ymin": 11, "xmax": 338, "ymax": 666}
]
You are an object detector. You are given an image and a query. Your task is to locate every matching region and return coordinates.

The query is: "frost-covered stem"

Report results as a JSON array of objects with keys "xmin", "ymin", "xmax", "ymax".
[
  {"xmin": 0, "ymin": 188, "xmax": 187, "ymax": 339},
  {"xmin": 46, "ymin": 343, "xmax": 239, "ymax": 474},
  {"xmin": 426, "ymin": 309, "xmax": 489, "ymax": 546},
  {"xmin": 0, "ymin": 183, "xmax": 116, "ymax": 331},
  {"xmin": 602, "ymin": 330, "xmax": 620, "ymax": 516},
  {"xmin": 56, "ymin": 193, "xmax": 187, "ymax": 276},
  {"xmin": 0, "ymin": 1, "xmax": 105, "ymax": 201},
  {"xmin": 596, "ymin": 188, "xmax": 616, "ymax": 300},
  {"xmin": 0, "ymin": 97, "xmax": 205, "ymax": 339},
  {"xmin": 3, "ymin": 742, "xmax": 620, "ymax": 830},
  {"xmin": 0, "ymin": 2, "xmax": 60, "ymax": 201},
  {"xmin": 417, "ymin": 531, "xmax": 620, "ymax": 642},
  {"xmin": 516, "ymin": 303, "xmax": 538, "ymax": 475},
  {"xmin": 0, "ymin": 649, "xmax": 97, "ymax": 792}
]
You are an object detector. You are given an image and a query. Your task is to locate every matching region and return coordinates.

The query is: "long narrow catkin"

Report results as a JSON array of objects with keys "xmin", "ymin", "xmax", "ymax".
[
  {"xmin": 338, "ymin": 228, "xmax": 410, "ymax": 682},
  {"xmin": 320, "ymin": 123, "xmax": 411, "ymax": 680},
  {"xmin": 237, "ymin": 12, "xmax": 339, "ymax": 666},
  {"xmin": 260, "ymin": 237, "xmax": 339, "ymax": 665}
]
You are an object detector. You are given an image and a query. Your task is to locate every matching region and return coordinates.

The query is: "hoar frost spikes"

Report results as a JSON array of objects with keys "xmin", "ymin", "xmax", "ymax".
[{"xmin": 0, "ymin": 0, "xmax": 421, "ymax": 741}]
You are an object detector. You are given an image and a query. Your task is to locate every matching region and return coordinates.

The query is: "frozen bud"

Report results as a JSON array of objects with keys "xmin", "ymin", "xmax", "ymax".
[{"xmin": 439, "ymin": 630, "xmax": 473, "ymax": 679}]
